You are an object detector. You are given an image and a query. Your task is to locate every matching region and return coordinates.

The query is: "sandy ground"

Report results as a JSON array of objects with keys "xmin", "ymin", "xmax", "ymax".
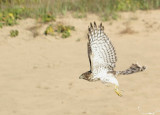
[{"xmin": 0, "ymin": 10, "xmax": 160, "ymax": 115}]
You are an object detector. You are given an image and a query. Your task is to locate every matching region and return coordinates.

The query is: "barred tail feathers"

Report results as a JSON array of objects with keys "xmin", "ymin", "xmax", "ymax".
[{"xmin": 117, "ymin": 64, "xmax": 146, "ymax": 75}]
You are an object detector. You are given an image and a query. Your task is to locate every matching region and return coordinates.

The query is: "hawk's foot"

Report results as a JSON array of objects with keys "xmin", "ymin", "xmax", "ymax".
[{"xmin": 115, "ymin": 85, "xmax": 122, "ymax": 97}]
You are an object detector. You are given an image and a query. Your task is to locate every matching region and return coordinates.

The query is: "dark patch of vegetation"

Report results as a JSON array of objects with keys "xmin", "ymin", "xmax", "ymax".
[
  {"xmin": 10, "ymin": 29, "xmax": 19, "ymax": 37},
  {"xmin": 44, "ymin": 23, "xmax": 75, "ymax": 38},
  {"xmin": 56, "ymin": 24, "xmax": 75, "ymax": 38},
  {"xmin": 38, "ymin": 12, "xmax": 55, "ymax": 23},
  {"xmin": 44, "ymin": 24, "xmax": 54, "ymax": 36}
]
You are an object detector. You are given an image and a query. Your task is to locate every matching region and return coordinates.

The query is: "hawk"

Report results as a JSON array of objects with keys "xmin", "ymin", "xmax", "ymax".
[{"xmin": 79, "ymin": 22, "xmax": 146, "ymax": 96}]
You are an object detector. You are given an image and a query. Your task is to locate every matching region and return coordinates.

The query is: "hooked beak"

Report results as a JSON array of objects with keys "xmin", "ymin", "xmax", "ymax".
[{"xmin": 79, "ymin": 75, "xmax": 84, "ymax": 79}]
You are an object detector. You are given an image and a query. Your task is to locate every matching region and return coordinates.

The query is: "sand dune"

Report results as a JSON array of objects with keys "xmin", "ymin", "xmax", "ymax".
[{"xmin": 0, "ymin": 10, "xmax": 160, "ymax": 115}]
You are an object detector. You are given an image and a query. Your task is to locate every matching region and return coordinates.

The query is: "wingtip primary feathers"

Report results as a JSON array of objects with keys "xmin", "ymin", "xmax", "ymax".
[
  {"xmin": 88, "ymin": 26, "xmax": 90, "ymax": 32},
  {"xmin": 90, "ymin": 22, "xmax": 93, "ymax": 28},
  {"xmin": 89, "ymin": 22, "xmax": 104, "ymax": 32},
  {"xmin": 88, "ymin": 22, "xmax": 102, "ymax": 34},
  {"xmin": 94, "ymin": 22, "xmax": 97, "ymax": 28}
]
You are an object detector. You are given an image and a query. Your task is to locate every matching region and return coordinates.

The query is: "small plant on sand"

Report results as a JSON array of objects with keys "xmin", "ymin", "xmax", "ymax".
[
  {"xmin": 56, "ymin": 24, "xmax": 75, "ymax": 38},
  {"xmin": 38, "ymin": 12, "xmax": 56, "ymax": 23},
  {"xmin": 0, "ymin": 12, "xmax": 16, "ymax": 26},
  {"xmin": 44, "ymin": 24, "xmax": 54, "ymax": 36},
  {"xmin": 5, "ymin": 13, "xmax": 17, "ymax": 26},
  {"xmin": 44, "ymin": 23, "xmax": 75, "ymax": 38},
  {"xmin": 10, "ymin": 29, "xmax": 19, "ymax": 37}
]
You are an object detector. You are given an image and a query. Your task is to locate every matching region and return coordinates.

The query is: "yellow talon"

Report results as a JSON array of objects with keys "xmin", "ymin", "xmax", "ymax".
[{"xmin": 115, "ymin": 85, "xmax": 122, "ymax": 97}]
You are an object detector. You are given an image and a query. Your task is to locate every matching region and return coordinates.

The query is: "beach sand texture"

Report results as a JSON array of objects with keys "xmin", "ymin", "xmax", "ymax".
[{"xmin": 0, "ymin": 10, "xmax": 160, "ymax": 115}]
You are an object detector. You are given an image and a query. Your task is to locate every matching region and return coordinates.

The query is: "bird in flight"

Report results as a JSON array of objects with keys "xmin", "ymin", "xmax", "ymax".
[{"xmin": 79, "ymin": 22, "xmax": 146, "ymax": 96}]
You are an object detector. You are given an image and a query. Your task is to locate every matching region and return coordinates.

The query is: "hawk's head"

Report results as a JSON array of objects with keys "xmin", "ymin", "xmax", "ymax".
[
  {"xmin": 79, "ymin": 71, "xmax": 92, "ymax": 81},
  {"xmin": 79, "ymin": 74, "xmax": 85, "ymax": 79}
]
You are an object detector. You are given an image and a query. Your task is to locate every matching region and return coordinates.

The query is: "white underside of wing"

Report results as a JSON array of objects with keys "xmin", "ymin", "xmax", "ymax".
[
  {"xmin": 88, "ymin": 22, "xmax": 118, "ymax": 86},
  {"xmin": 92, "ymin": 55, "xmax": 119, "ymax": 86}
]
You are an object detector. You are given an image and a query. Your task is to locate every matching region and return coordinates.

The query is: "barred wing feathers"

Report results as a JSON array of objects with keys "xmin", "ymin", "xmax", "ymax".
[{"xmin": 88, "ymin": 22, "xmax": 117, "ymax": 73}]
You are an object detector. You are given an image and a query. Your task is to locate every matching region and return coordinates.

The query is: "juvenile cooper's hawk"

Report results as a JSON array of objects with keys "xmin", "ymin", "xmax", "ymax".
[{"xmin": 79, "ymin": 22, "xmax": 146, "ymax": 96}]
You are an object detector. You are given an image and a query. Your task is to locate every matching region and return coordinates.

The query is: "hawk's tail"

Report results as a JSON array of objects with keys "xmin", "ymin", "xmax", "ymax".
[{"xmin": 117, "ymin": 64, "xmax": 146, "ymax": 75}]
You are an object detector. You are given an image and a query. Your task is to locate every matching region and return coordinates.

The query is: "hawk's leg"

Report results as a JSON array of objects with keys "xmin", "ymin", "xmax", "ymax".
[{"xmin": 115, "ymin": 85, "xmax": 122, "ymax": 97}]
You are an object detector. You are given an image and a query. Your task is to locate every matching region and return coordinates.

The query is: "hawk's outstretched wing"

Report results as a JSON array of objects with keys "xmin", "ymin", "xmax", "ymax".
[
  {"xmin": 80, "ymin": 22, "xmax": 146, "ymax": 86},
  {"xmin": 88, "ymin": 22, "xmax": 117, "ymax": 73}
]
